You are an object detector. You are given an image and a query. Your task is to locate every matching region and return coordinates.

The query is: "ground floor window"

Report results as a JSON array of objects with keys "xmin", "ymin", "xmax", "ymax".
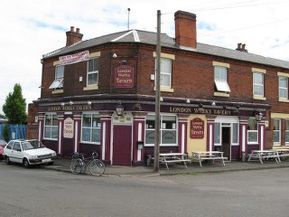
[
  {"xmin": 81, "ymin": 113, "xmax": 101, "ymax": 144},
  {"xmin": 145, "ymin": 114, "xmax": 177, "ymax": 146},
  {"xmin": 248, "ymin": 117, "xmax": 258, "ymax": 144},
  {"xmin": 273, "ymin": 119, "xmax": 281, "ymax": 145},
  {"xmin": 44, "ymin": 113, "xmax": 58, "ymax": 140},
  {"xmin": 286, "ymin": 120, "xmax": 289, "ymax": 144}
]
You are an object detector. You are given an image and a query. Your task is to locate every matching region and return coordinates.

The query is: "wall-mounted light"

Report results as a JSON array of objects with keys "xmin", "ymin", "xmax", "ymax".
[
  {"xmin": 61, "ymin": 102, "xmax": 65, "ymax": 107},
  {"xmin": 87, "ymin": 101, "xmax": 92, "ymax": 105},
  {"xmin": 211, "ymin": 101, "xmax": 216, "ymax": 106},
  {"xmin": 116, "ymin": 103, "xmax": 124, "ymax": 116},
  {"xmin": 186, "ymin": 98, "xmax": 190, "ymax": 103},
  {"xmin": 69, "ymin": 100, "xmax": 74, "ymax": 105},
  {"xmin": 112, "ymin": 53, "xmax": 118, "ymax": 58},
  {"xmin": 255, "ymin": 112, "xmax": 263, "ymax": 121}
]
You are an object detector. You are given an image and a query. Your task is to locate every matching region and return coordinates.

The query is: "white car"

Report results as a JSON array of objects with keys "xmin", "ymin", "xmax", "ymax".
[{"xmin": 4, "ymin": 139, "xmax": 57, "ymax": 168}]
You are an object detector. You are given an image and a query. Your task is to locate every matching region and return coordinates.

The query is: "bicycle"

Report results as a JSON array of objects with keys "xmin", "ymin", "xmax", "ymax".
[{"xmin": 70, "ymin": 152, "xmax": 105, "ymax": 176}]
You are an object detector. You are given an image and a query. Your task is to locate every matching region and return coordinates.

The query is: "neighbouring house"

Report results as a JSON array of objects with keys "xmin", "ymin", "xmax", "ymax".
[{"xmin": 27, "ymin": 10, "xmax": 289, "ymax": 166}]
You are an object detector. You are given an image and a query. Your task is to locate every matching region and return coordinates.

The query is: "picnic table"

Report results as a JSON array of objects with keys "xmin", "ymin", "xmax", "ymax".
[
  {"xmin": 275, "ymin": 148, "xmax": 289, "ymax": 160},
  {"xmin": 248, "ymin": 150, "xmax": 281, "ymax": 164},
  {"xmin": 192, "ymin": 151, "xmax": 227, "ymax": 167},
  {"xmin": 159, "ymin": 153, "xmax": 191, "ymax": 170}
]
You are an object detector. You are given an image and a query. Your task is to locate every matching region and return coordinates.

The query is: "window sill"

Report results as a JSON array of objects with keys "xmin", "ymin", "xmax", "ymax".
[
  {"xmin": 273, "ymin": 143, "xmax": 281, "ymax": 146},
  {"xmin": 80, "ymin": 141, "xmax": 100, "ymax": 145},
  {"xmin": 214, "ymin": 92, "xmax": 230, "ymax": 97},
  {"xmin": 253, "ymin": 96, "xmax": 266, "ymax": 100},
  {"xmin": 83, "ymin": 85, "xmax": 99, "ymax": 91},
  {"xmin": 144, "ymin": 144, "xmax": 178, "ymax": 147},
  {"xmin": 278, "ymin": 98, "xmax": 289, "ymax": 103},
  {"xmin": 52, "ymin": 89, "xmax": 64, "ymax": 94},
  {"xmin": 43, "ymin": 138, "xmax": 58, "ymax": 141},
  {"xmin": 154, "ymin": 87, "xmax": 174, "ymax": 93},
  {"xmin": 247, "ymin": 142, "xmax": 258, "ymax": 145}
]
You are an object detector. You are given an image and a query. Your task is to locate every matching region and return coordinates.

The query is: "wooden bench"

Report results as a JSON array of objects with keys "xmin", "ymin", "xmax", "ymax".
[
  {"xmin": 248, "ymin": 150, "xmax": 280, "ymax": 164},
  {"xmin": 192, "ymin": 151, "xmax": 228, "ymax": 167}
]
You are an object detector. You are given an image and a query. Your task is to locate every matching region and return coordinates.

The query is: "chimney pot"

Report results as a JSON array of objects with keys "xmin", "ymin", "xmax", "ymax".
[
  {"xmin": 76, "ymin": 28, "xmax": 80, "ymax": 33},
  {"xmin": 70, "ymin": 26, "xmax": 75, "ymax": 32}
]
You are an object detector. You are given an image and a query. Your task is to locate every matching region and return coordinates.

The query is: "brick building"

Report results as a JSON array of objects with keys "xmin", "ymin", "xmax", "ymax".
[{"xmin": 27, "ymin": 10, "xmax": 289, "ymax": 165}]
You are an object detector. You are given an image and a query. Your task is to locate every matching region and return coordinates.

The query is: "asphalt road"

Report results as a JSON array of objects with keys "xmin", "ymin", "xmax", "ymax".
[{"xmin": 0, "ymin": 162, "xmax": 289, "ymax": 217}]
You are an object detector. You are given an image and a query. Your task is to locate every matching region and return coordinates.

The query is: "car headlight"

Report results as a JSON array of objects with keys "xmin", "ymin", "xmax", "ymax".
[{"xmin": 30, "ymin": 155, "xmax": 38, "ymax": 159}]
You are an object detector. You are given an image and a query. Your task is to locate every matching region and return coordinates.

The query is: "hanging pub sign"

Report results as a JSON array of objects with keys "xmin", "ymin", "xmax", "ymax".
[
  {"xmin": 190, "ymin": 118, "xmax": 204, "ymax": 139},
  {"xmin": 114, "ymin": 65, "xmax": 134, "ymax": 88},
  {"xmin": 59, "ymin": 50, "xmax": 89, "ymax": 65}
]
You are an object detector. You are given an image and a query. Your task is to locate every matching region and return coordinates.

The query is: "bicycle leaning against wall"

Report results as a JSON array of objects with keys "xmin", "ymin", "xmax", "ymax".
[{"xmin": 70, "ymin": 152, "xmax": 105, "ymax": 176}]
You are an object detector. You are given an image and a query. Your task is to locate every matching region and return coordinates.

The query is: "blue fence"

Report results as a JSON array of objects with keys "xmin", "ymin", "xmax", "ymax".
[{"xmin": 0, "ymin": 124, "xmax": 27, "ymax": 141}]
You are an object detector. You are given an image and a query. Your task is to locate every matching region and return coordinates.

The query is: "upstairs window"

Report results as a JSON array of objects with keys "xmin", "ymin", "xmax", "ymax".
[
  {"xmin": 87, "ymin": 58, "xmax": 99, "ymax": 86},
  {"xmin": 214, "ymin": 65, "xmax": 230, "ymax": 93},
  {"xmin": 279, "ymin": 76, "xmax": 288, "ymax": 99},
  {"xmin": 49, "ymin": 65, "xmax": 64, "ymax": 89},
  {"xmin": 253, "ymin": 72, "xmax": 264, "ymax": 97},
  {"xmin": 154, "ymin": 57, "xmax": 173, "ymax": 89}
]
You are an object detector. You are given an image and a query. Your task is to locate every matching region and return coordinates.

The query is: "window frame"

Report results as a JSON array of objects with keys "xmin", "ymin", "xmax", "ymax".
[
  {"xmin": 247, "ymin": 117, "xmax": 258, "ymax": 145},
  {"xmin": 145, "ymin": 114, "xmax": 178, "ymax": 147},
  {"xmin": 49, "ymin": 65, "xmax": 64, "ymax": 90},
  {"xmin": 273, "ymin": 119, "xmax": 281, "ymax": 145},
  {"xmin": 285, "ymin": 119, "xmax": 289, "ymax": 145},
  {"xmin": 279, "ymin": 76, "xmax": 288, "ymax": 100},
  {"xmin": 213, "ymin": 63, "xmax": 231, "ymax": 93},
  {"xmin": 43, "ymin": 113, "xmax": 58, "ymax": 140},
  {"xmin": 81, "ymin": 112, "xmax": 101, "ymax": 145},
  {"xmin": 154, "ymin": 57, "xmax": 173, "ymax": 89},
  {"xmin": 86, "ymin": 58, "xmax": 99, "ymax": 87},
  {"xmin": 253, "ymin": 72, "xmax": 264, "ymax": 97}
]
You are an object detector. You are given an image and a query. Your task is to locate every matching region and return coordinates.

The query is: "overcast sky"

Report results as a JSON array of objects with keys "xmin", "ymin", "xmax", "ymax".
[{"xmin": 1, "ymin": 0, "xmax": 289, "ymax": 115}]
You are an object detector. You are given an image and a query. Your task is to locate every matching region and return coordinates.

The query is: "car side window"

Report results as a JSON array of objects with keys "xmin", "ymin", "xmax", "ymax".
[
  {"xmin": 6, "ymin": 141, "xmax": 14, "ymax": 150},
  {"xmin": 13, "ymin": 142, "xmax": 21, "ymax": 152}
]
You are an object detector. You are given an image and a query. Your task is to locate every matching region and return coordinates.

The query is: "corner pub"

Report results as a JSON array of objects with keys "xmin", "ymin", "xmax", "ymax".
[{"xmin": 27, "ymin": 10, "xmax": 289, "ymax": 166}]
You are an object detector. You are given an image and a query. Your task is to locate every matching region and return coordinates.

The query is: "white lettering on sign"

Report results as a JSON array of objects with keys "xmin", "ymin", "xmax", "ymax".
[{"xmin": 63, "ymin": 117, "xmax": 74, "ymax": 138}]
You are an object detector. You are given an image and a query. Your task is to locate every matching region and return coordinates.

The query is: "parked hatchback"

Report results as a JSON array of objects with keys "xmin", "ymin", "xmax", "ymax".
[
  {"xmin": 0, "ymin": 139, "xmax": 7, "ymax": 159},
  {"xmin": 3, "ymin": 139, "xmax": 57, "ymax": 167}
]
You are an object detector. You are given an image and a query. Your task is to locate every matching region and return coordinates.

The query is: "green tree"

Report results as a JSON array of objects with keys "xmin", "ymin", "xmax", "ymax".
[{"xmin": 2, "ymin": 84, "xmax": 27, "ymax": 124}]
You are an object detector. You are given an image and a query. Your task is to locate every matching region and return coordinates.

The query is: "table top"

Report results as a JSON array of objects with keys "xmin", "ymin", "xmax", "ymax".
[
  {"xmin": 192, "ymin": 151, "xmax": 223, "ymax": 154},
  {"xmin": 159, "ymin": 152, "xmax": 186, "ymax": 157},
  {"xmin": 251, "ymin": 150, "xmax": 278, "ymax": 153}
]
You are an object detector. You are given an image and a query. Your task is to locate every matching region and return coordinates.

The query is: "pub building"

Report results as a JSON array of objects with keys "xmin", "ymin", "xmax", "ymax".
[{"xmin": 27, "ymin": 10, "xmax": 289, "ymax": 166}]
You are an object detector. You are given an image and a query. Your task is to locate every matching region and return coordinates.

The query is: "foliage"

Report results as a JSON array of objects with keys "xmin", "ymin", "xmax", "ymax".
[
  {"xmin": 2, "ymin": 84, "xmax": 27, "ymax": 124},
  {"xmin": 2, "ymin": 124, "xmax": 9, "ymax": 142},
  {"xmin": 0, "ymin": 114, "xmax": 6, "ymax": 119}
]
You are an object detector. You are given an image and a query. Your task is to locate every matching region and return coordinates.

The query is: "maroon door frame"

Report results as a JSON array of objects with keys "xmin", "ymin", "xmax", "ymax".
[{"xmin": 112, "ymin": 125, "xmax": 132, "ymax": 166}]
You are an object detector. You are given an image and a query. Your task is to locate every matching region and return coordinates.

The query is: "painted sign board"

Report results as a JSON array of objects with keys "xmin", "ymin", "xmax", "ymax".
[
  {"xmin": 63, "ymin": 117, "xmax": 74, "ymax": 138},
  {"xmin": 190, "ymin": 118, "xmax": 204, "ymax": 139},
  {"xmin": 114, "ymin": 65, "xmax": 134, "ymax": 88}
]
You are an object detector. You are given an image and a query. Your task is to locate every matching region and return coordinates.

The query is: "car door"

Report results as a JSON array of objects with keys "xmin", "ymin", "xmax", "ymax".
[
  {"xmin": 4, "ymin": 141, "xmax": 14, "ymax": 160},
  {"xmin": 11, "ymin": 142, "xmax": 23, "ymax": 163}
]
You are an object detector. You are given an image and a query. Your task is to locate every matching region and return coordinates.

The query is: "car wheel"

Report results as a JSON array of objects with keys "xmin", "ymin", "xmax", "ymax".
[
  {"xmin": 23, "ymin": 158, "xmax": 30, "ymax": 168},
  {"xmin": 5, "ymin": 156, "xmax": 11, "ymax": 165}
]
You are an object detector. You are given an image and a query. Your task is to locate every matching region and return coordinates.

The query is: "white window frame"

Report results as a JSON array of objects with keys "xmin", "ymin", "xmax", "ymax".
[
  {"xmin": 214, "ymin": 121, "xmax": 239, "ymax": 147},
  {"xmin": 247, "ymin": 117, "xmax": 258, "ymax": 144},
  {"xmin": 49, "ymin": 65, "xmax": 64, "ymax": 89},
  {"xmin": 43, "ymin": 113, "xmax": 58, "ymax": 140},
  {"xmin": 279, "ymin": 76, "xmax": 288, "ymax": 100},
  {"xmin": 86, "ymin": 58, "xmax": 99, "ymax": 86},
  {"xmin": 155, "ymin": 57, "xmax": 173, "ymax": 89},
  {"xmin": 214, "ymin": 65, "xmax": 230, "ymax": 93},
  {"xmin": 145, "ymin": 113, "xmax": 178, "ymax": 147},
  {"xmin": 253, "ymin": 72, "xmax": 264, "ymax": 97},
  {"xmin": 285, "ymin": 119, "xmax": 289, "ymax": 145},
  {"xmin": 81, "ymin": 112, "xmax": 101, "ymax": 145},
  {"xmin": 273, "ymin": 119, "xmax": 281, "ymax": 145}
]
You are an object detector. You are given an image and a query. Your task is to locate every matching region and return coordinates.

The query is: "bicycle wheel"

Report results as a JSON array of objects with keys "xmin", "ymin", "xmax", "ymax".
[
  {"xmin": 89, "ymin": 159, "xmax": 105, "ymax": 176},
  {"xmin": 70, "ymin": 158, "xmax": 83, "ymax": 175}
]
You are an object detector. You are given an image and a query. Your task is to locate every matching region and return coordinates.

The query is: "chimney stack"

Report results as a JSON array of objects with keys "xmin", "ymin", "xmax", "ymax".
[
  {"xmin": 236, "ymin": 43, "xmax": 248, "ymax": 52},
  {"xmin": 174, "ymin": 10, "xmax": 197, "ymax": 49},
  {"xmin": 66, "ymin": 26, "xmax": 83, "ymax": 46}
]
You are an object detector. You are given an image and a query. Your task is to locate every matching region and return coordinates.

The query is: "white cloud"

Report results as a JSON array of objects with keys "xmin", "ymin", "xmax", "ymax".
[{"xmin": 1, "ymin": 0, "xmax": 289, "ymax": 115}]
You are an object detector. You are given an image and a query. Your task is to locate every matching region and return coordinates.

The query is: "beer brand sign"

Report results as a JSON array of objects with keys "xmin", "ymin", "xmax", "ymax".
[
  {"xmin": 114, "ymin": 65, "xmax": 134, "ymax": 88},
  {"xmin": 190, "ymin": 118, "xmax": 204, "ymax": 139}
]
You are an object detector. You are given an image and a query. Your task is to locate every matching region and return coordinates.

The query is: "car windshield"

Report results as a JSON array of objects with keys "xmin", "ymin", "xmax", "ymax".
[{"xmin": 22, "ymin": 141, "xmax": 45, "ymax": 150}]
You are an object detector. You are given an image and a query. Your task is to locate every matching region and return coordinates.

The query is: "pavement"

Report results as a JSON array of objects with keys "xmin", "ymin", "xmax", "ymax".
[{"xmin": 44, "ymin": 157, "xmax": 289, "ymax": 177}]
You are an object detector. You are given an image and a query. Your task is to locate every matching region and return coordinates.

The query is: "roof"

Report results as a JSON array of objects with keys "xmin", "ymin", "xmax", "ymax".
[{"xmin": 43, "ymin": 29, "xmax": 289, "ymax": 69}]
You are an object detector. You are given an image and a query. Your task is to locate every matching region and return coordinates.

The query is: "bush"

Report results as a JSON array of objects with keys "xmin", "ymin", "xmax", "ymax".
[{"xmin": 3, "ymin": 124, "xmax": 9, "ymax": 142}]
